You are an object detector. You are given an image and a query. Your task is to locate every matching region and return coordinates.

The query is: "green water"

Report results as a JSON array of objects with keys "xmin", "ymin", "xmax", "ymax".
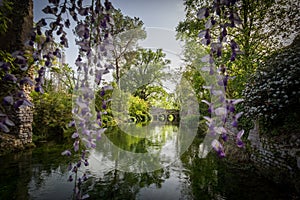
[{"xmin": 0, "ymin": 124, "xmax": 294, "ymax": 199}]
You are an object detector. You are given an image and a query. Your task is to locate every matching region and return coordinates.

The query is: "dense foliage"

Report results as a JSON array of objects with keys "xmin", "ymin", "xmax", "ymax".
[
  {"xmin": 96, "ymin": 85, "xmax": 151, "ymax": 125},
  {"xmin": 0, "ymin": 0, "xmax": 12, "ymax": 34},
  {"xmin": 31, "ymin": 89, "xmax": 73, "ymax": 141},
  {"xmin": 177, "ymin": 0, "xmax": 300, "ymax": 98},
  {"xmin": 120, "ymin": 48, "xmax": 171, "ymax": 101},
  {"xmin": 128, "ymin": 95, "xmax": 151, "ymax": 123},
  {"xmin": 176, "ymin": 0, "xmax": 300, "ymax": 148},
  {"xmin": 242, "ymin": 36, "xmax": 300, "ymax": 135},
  {"xmin": 108, "ymin": 9, "xmax": 146, "ymax": 85},
  {"xmin": 180, "ymin": 40, "xmax": 211, "ymax": 118}
]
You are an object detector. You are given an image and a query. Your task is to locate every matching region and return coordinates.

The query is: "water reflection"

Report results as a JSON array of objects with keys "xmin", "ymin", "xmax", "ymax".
[
  {"xmin": 0, "ymin": 146, "xmax": 75, "ymax": 200},
  {"xmin": 0, "ymin": 125, "xmax": 294, "ymax": 199},
  {"xmin": 86, "ymin": 124, "xmax": 193, "ymax": 199},
  {"xmin": 91, "ymin": 124, "xmax": 196, "ymax": 173},
  {"xmin": 85, "ymin": 164, "xmax": 191, "ymax": 200}
]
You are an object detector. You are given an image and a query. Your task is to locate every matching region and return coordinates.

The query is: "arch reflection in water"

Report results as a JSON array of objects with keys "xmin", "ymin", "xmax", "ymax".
[{"xmin": 90, "ymin": 123, "xmax": 197, "ymax": 173}]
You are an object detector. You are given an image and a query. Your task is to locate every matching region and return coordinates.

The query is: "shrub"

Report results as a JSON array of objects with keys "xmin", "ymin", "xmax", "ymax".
[
  {"xmin": 95, "ymin": 86, "xmax": 151, "ymax": 125},
  {"xmin": 128, "ymin": 95, "xmax": 151, "ymax": 123},
  {"xmin": 242, "ymin": 36, "xmax": 300, "ymax": 135},
  {"xmin": 31, "ymin": 90, "xmax": 73, "ymax": 141}
]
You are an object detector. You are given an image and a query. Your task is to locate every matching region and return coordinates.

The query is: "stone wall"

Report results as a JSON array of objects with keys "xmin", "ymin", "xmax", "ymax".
[
  {"xmin": 247, "ymin": 121, "xmax": 300, "ymax": 191},
  {"xmin": 0, "ymin": 107, "xmax": 34, "ymax": 155},
  {"xmin": 0, "ymin": 0, "xmax": 34, "ymax": 154},
  {"xmin": 16, "ymin": 107, "xmax": 34, "ymax": 144}
]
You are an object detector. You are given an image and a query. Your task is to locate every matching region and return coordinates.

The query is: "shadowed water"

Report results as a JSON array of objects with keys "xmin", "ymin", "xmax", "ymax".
[{"xmin": 0, "ymin": 125, "xmax": 293, "ymax": 199}]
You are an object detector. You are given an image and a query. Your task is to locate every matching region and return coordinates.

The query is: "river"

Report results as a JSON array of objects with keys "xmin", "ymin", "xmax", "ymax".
[{"xmin": 0, "ymin": 124, "xmax": 293, "ymax": 199}]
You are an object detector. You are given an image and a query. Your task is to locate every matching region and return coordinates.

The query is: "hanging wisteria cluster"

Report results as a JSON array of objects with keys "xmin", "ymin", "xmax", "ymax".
[
  {"xmin": 0, "ymin": 50, "xmax": 35, "ymax": 132},
  {"xmin": 41, "ymin": 0, "xmax": 115, "ymax": 198},
  {"xmin": 0, "ymin": 0, "xmax": 115, "ymax": 198},
  {"xmin": 197, "ymin": 0, "xmax": 245, "ymax": 157},
  {"xmin": 32, "ymin": 0, "xmax": 114, "ymax": 141},
  {"xmin": 0, "ymin": 0, "xmax": 107, "ymax": 132}
]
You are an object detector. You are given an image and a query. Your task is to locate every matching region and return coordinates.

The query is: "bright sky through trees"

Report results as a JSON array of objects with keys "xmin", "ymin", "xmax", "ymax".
[{"xmin": 33, "ymin": 0, "xmax": 186, "ymax": 73}]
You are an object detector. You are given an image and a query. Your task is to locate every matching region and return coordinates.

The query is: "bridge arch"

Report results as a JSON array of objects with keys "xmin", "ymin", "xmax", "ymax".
[{"xmin": 150, "ymin": 107, "xmax": 180, "ymax": 123}]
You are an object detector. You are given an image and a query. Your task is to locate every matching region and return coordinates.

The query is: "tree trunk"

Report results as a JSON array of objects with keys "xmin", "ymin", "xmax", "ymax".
[{"xmin": 0, "ymin": 0, "xmax": 33, "ymax": 52}]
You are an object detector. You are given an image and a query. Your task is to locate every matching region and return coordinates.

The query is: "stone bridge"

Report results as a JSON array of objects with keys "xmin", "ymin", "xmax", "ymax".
[{"xmin": 150, "ymin": 107, "xmax": 180, "ymax": 123}]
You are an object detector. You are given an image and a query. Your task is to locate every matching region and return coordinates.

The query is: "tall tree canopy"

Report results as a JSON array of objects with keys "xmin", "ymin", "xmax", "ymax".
[
  {"xmin": 120, "ymin": 48, "xmax": 171, "ymax": 101},
  {"xmin": 109, "ymin": 9, "xmax": 146, "ymax": 86},
  {"xmin": 177, "ymin": 0, "xmax": 300, "ymax": 97}
]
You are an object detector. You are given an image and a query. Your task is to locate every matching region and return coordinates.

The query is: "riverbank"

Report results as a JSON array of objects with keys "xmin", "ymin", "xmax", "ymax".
[
  {"xmin": 0, "ymin": 133, "xmax": 36, "ymax": 156},
  {"xmin": 221, "ymin": 125, "xmax": 300, "ymax": 198}
]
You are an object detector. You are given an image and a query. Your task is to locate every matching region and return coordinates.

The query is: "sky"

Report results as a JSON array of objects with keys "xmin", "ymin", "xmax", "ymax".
[
  {"xmin": 34, "ymin": 0, "xmax": 186, "ymax": 30},
  {"xmin": 110, "ymin": 0, "xmax": 185, "ymax": 30},
  {"xmin": 109, "ymin": 0, "xmax": 186, "ymax": 72},
  {"xmin": 33, "ymin": 0, "xmax": 187, "ymax": 90}
]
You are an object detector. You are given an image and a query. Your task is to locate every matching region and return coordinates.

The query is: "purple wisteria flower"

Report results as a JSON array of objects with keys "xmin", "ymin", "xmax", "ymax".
[
  {"xmin": 213, "ymin": 126, "xmax": 228, "ymax": 141},
  {"xmin": 72, "ymin": 132, "xmax": 79, "ymax": 139},
  {"xmin": 82, "ymin": 174, "xmax": 88, "ymax": 182},
  {"xmin": 227, "ymin": 99, "xmax": 243, "ymax": 113},
  {"xmin": 4, "ymin": 117, "xmax": 15, "ymax": 126},
  {"xmin": 236, "ymin": 130, "xmax": 245, "ymax": 148},
  {"xmin": 72, "ymin": 166, "xmax": 77, "ymax": 173},
  {"xmin": 4, "ymin": 74, "xmax": 17, "ymax": 83},
  {"xmin": 68, "ymin": 120, "xmax": 75, "ymax": 127},
  {"xmin": 197, "ymin": 7, "xmax": 209, "ymax": 20},
  {"xmin": 203, "ymin": 116, "xmax": 215, "ymax": 135},
  {"xmin": 221, "ymin": 132, "xmax": 228, "ymax": 142},
  {"xmin": 61, "ymin": 150, "xmax": 72, "ymax": 156},
  {"xmin": 73, "ymin": 140, "xmax": 80, "ymax": 152},
  {"xmin": 82, "ymin": 138, "xmax": 96, "ymax": 149},
  {"xmin": 68, "ymin": 163, "xmax": 72, "ymax": 171},
  {"xmin": 0, "ymin": 122, "xmax": 9, "ymax": 133},
  {"xmin": 231, "ymin": 112, "xmax": 243, "ymax": 127},
  {"xmin": 201, "ymin": 100, "xmax": 214, "ymax": 114},
  {"xmin": 3, "ymin": 96, "xmax": 13, "ymax": 105},
  {"xmin": 20, "ymin": 77, "xmax": 34, "ymax": 86},
  {"xmin": 212, "ymin": 139, "xmax": 225, "ymax": 158},
  {"xmin": 97, "ymin": 128, "xmax": 106, "ymax": 140},
  {"xmin": 76, "ymin": 160, "xmax": 81, "ymax": 168},
  {"xmin": 84, "ymin": 159, "xmax": 89, "ymax": 166}
]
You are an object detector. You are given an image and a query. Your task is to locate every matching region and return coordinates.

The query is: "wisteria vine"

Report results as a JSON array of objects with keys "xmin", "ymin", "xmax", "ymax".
[
  {"xmin": 1, "ymin": 0, "xmax": 115, "ymax": 199},
  {"xmin": 197, "ymin": 0, "xmax": 245, "ymax": 157},
  {"xmin": 0, "ymin": 1, "xmax": 247, "ymax": 197}
]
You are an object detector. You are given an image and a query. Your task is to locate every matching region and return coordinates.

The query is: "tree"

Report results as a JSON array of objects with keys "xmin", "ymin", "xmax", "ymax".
[
  {"xmin": 109, "ymin": 9, "xmax": 146, "ymax": 86},
  {"xmin": 177, "ymin": 0, "xmax": 300, "ymax": 97},
  {"xmin": 180, "ymin": 39, "xmax": 210, "ymax": 105},
  {"xmin": 120, "ymin": 48, "xmax": 171, "ymax": 101}
]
